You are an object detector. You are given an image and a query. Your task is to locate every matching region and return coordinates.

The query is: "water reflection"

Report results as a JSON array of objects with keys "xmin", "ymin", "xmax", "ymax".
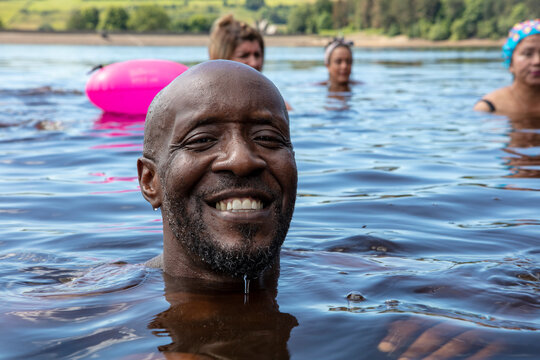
[
  {"xmin": 90, "ymin": 112, "xmax": 144, "ymax": 153},
  {"xmin": 93, "ymin": 112, "xmax": 145, "ymax": 133},
  {"xmin": 325, "ymin": 90, "xmax": 352, "ymax": 111},
  {"xmin": 149, "ymin": 273, "xmax": 298, "ymax": 359},
  {"xmin": 504, "ymin": 116, "xmax": 540, "ymax": 179}
]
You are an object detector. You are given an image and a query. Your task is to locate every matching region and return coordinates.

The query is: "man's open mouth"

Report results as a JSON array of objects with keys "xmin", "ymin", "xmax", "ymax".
[{"xmin": 215, "ymin": 197, "xmax": 264, "ymax": 211}]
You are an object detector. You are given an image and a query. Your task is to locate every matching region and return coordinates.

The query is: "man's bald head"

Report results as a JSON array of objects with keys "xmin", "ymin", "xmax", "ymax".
[
  {"xmin": 142, "ymin": 60, "xmax": 288, "ymax": 164},
  {"xmin": 138, "ymin": 59, "xmax": 296, "ymax": 281}
]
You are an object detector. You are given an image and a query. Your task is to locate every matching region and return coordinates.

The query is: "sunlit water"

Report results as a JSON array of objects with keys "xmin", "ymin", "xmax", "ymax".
[{"xmin": 0, "ymin": 44, "xmax": 538, "ymax": 359}]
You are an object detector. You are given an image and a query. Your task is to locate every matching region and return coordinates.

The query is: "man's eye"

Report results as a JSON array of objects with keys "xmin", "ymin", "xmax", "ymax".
[
  {"xmin": 192, "ymin": 138, "xmax": 213, "ymax": 143},
  {"xmin": 184, "ymin": 136, "xmax": 217, "ymax": 150},
  {"xmin": 254, "ymin": 133, "xmax": 287, "ymax": 148}
]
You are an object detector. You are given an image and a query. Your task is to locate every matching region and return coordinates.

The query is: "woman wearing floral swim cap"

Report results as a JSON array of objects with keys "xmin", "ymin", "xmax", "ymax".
[{"xmin": 474, "ymin": 19, "xmax": 540, "ymax": 116}]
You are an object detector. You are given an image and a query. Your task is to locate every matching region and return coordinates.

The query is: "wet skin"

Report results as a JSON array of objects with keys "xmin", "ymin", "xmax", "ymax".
[
  {"xmin": 510, "ymin": 34, "xmax": 540, "ymax": 87},
  {"xmin": 474, "ymin": 34, "xmax": 540, "ymax": 115},
  {"xmin": 326, "ymin": 46, "xmax": 353, "ymax": 91},
  {"xmin": 138, "ymin": 60, "xmax": 297, "ymax": 283},
  {"xmin": 148, "ymin": 273, "xmax": 297, "ymax": 359},
  {"xmin": 230, "ymin": 40, "xmax": 264, "ymax": 72}
]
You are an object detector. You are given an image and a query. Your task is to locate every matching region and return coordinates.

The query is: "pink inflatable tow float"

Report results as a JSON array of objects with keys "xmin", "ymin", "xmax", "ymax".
[{"xmin": 85, "ymin": 59, "xmax": 188, "ymax": 115}]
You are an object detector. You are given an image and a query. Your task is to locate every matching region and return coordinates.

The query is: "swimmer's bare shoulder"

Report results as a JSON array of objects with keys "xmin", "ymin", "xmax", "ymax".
[
  {"xmin": 473, "ymin": 86, "xmax": 510, "ymax": 112},
  {"xmin": 145, "ymin": 254, "xmax": 163, "ymax": 268}
]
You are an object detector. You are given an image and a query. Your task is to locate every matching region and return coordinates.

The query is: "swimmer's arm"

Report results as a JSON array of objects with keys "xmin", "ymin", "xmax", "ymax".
[
  {"xmin": 473, "ymin": 99, "xmax": 495, "ymax": 112},
  {"xmin": 378, "ymin": 317, "xmax": 503, "ymax": 359},
  {"xmin": 473, "ymin": 101, "xmax": 491, "ymax": 112},
  {"xmin": 285, "ymin": 101, "xmax": 293, "ymax": 111}
]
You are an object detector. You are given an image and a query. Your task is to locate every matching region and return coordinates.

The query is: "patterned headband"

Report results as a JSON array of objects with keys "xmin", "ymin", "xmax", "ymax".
[
  {"xmin": 324, "ymin": 37, "xmax": 354, "ymax": 66},
  {"xmin": 502, "ymin": 19, "xmax": 540, "ymax": 68}
]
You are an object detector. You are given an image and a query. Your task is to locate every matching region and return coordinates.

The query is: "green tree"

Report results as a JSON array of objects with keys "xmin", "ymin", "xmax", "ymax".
[
  {"xmin": 509, "ymin": 3, "xmax": 529, "ymax": 23},
  {"xmin": 476, "ymin": 19, "xmax": 497, "ymax": 39},
  {"xmin": 450, "ymin": 17, "xmax": 475, "ymax": 39},
  {"xmin": 101, "ymin": 7, "xmax": 129, "ymax": 31},
  {"xmin": 388, "ymin": 0, "xmax": 415, "ymax": 33},
  {"xmin": 333, "ymin": 0, "xmax": 353, "ymax": 29},
  {"xmin": 245, "ymin": 0, "xmax": 265, "ymax": 11},
  {"xmin": 440, "ymin": 0, "xmax": 465, "ymax": 21},
  {"xmin": 287, "ymin": 4, "xmax": 316, "ymax": 34},
  {"xmin": 66, "ymin": 8, "xmax": 100, "ymax": 30},
  {"xmin": 427, "ymin": 20, "xmax": 451, "ymax": 40},
  {"xmin": 260, "ymin": 5, "xmax": 290, "ymax": 25},
  {"xmin": 172, "ymin": 18, "xmax": 189, "ymax": 32},
  {"xmin": 38, "ymin": 23, "xmax": 55, "ymax": 32},
  {"xmin": 315, "ymin": 0, "xmax": 333, "ymax": 14},
  {"xmin": 317, "ymin": 12, "xmax": 333, "ymax": 31},
  {"xmin": 128, "ymin": 5, "xmax": 170, "ymax": 32},
  {"xmin": 524, "ymin": 0, "xmax": 540, "ymax": 16},
  {"xmin": 0, "ymin": 18, "xmax": 4, "ymax": 30},
  {"xmin": 352, "ymin": 0, "xmax": 374, "ymax": 29},
  {"xmin": 187, "ymin": 14, "xmax": 216, "ymax": 33},
  {"xmin": 370, "ymin": 0, "xmax": 391, "ymax": 29},
  {"xmin": 415, "ymin": 0, "xmax": 441, "ymax": 22}
]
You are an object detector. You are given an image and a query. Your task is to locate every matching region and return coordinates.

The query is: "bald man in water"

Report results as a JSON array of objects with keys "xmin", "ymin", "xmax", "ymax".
[
  {"xmin": 137, "ymin": 61, "xmax": 502, "ymax": 359},
  {"xmin": 138, "ymin": 60, "xmax": 297, "ymax": 287}
]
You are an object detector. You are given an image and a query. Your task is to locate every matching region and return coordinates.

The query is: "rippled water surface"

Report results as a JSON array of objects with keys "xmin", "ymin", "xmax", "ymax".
[{"xmin": 0, "ymin": 44, "xmax": 539, "ymax": 359}]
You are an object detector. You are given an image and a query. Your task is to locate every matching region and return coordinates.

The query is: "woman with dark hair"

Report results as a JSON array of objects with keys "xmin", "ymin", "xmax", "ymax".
[
  {"xmin": 474, "ymin": 19, "xmax": 540, "ymax": 116},
  {"xmin": 322, "ymin": 37, "xmax": 360, "ymax": 92}
]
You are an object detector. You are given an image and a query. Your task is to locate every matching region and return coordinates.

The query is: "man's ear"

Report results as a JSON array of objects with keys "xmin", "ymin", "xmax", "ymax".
[{"xmin": 137, "ymin": 157, "xmax": 163, "ymax": 209}]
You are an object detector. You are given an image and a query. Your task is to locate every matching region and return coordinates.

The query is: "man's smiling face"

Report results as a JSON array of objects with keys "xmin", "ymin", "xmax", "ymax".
[{"xmin": 151, "ymin": 61, "xmax": 297, "ymax": 279}]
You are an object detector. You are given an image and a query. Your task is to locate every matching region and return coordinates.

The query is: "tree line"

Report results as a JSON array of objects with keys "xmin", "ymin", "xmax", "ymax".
[
  {"xmin": 64, "ymin": 0, "xmax": 540, "ymax": 40},
  {"xmin": 66, "ymin": 5, "xmax": 217, "ymax": 33},
  {"xmin": 289, "ymin": 0, "xmax": 540, "ymax": 40}
]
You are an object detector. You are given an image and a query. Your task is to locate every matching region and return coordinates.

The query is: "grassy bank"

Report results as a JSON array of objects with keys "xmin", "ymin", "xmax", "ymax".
[{"xmin": 1, "ymin": 0, "xmax": 308, "ymax": 31}]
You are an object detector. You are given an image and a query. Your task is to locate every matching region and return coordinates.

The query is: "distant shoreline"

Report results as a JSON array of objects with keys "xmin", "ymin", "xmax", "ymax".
[{"xmin": 0, "ymin": 30, "xmax": 505, "ymax": 48}]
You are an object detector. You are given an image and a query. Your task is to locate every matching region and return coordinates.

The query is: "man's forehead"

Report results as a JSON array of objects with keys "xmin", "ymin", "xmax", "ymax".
[
  {"xmin": 168, "ymin": 60, "xmax": 268, "ymax": 92},
  {"xmin": 145, "ymin": 60, "xmax": 289, "ymax": 154},
  {"xmin": 164, "ymin": 61, "xmax": 287, "ymax": 121},
  {"xmin": 168, "ymin": 101, "xmax": 289, "ymax": 140}
]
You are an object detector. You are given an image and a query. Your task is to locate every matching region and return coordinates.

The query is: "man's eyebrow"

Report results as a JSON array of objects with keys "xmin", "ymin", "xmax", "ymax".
[{"xmin": 185, "ymin": 114, "xmax": 287, "ymax": 128}]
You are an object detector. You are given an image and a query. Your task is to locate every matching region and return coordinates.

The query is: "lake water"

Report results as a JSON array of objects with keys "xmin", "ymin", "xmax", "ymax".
[{"xmin": 0, "ymin": 44, "xmax": 538, "ymax": 359}]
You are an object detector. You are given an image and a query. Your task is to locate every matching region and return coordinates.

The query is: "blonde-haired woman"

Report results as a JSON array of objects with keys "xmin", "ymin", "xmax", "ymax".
[{"xmin": 209, "ymin": 14, "xmax": 264, "ymax": 72}]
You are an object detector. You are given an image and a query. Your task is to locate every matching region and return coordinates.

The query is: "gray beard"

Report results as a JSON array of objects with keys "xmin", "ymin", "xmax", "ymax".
[{"xmin": 161, "ymin": 183, "xmax": 293, "ymax": 279}]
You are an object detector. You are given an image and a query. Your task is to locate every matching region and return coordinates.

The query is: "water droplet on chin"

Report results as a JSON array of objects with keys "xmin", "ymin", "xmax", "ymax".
[{"xmin": 243, "ymin": 274, "xmax": 250, "ymax": 295}]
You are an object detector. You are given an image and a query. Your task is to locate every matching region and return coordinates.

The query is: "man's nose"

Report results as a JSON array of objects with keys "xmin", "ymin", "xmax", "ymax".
[{"xmin": 211, "ymin": 138, "xmax": 266, "ymax": 176}]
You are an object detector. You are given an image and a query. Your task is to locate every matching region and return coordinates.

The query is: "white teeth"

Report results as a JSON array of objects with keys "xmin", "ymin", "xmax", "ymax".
[{"xmin": 216, "ymin": 198, "xmax": 263, "ymax": 212}]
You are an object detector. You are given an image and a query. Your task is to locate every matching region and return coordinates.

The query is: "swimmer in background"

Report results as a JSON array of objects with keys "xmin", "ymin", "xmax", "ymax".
[
  {"xmin": 474, "ymin": 19, "xmax": 540, "ymax": 116},
  {"xmin": 209, "ymin": 14, "xmax": 264, "ymax": 72},
  {"xmin": 321, "ymin": 37, "xmax": 361, "ymax": 92},
  {"xmin": 209, "ymin": 14, "xmax": 292, "ymax": 110}
]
